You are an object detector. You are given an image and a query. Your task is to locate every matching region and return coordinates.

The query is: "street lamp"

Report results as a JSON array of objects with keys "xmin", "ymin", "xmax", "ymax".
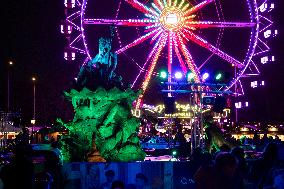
[
  {"xmin": 31, "ymin": 77, "xmax": 36, "ymax": 143},
  {"xmin": 32, "ymin": 77, "xmax": 36, "ymax": 122},
  {"xmin": 7, "ymin": 61, "xmax": 13, "ymax": 112}
]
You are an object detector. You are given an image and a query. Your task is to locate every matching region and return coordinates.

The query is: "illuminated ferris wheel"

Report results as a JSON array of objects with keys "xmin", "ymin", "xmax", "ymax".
[{"xmin": 61, "ymin": 0, "xmax": 275, "ymax": 107}]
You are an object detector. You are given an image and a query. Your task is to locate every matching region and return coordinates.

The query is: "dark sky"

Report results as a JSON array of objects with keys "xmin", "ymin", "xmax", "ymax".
[{"xmin": 0, "ymin": 0, "xmax": 283, "ymax": 125}]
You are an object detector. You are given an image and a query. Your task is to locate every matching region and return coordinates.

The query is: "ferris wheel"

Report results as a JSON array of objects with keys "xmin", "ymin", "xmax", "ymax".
[{"xmin": 61, "ymin": 0, "xmax": 275, "ymax": 107}]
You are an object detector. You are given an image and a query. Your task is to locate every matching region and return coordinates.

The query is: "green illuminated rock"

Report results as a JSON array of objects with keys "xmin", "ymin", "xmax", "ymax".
[
  {"xmin": 58, "ymin": 87, "xmax": 145, "ymax": 162},
  {"xmin": 58, "ymin": 36, "xmax": 145, "ymax": 162}
]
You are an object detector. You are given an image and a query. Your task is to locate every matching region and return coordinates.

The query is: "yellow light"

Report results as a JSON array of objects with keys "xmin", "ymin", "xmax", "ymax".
[
  {"xmin": 166, "ymin": 13, "xmax": 178, "ymax": 24},
  {"xmin": 31, "ymin": 119, "xmax": 36, "ymax": 124},
  {"xmin": 32, "ymin": 77, "xmax": 36, "ymax": 81},
  {"xmin": 268, "ymin": 127, "xmax": 278, "ymax": 132},
  {"xmin": 159, "ymin": 7, "xmax": 185, "ymax": 32},
  {"xmin": 240, "ymin": 127, "xmax": 249, "ymax": 132}
]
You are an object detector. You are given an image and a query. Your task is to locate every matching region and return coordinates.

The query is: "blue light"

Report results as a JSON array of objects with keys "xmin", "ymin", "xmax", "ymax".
[
  {"xmin": 175, "ymin": 71, "xmax": 183, "ymax": 79},
  {"xmin": 202, "ymin": 72, "xmax": 209, "ymax": 80}
]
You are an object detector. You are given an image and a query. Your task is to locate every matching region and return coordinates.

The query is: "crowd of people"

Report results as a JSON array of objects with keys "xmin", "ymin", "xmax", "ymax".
[
  {"xmin": 190, "ymin": 142, "xmax": 284, "ymax": 189},
  {"xmin": 1, "ymin": 125, "xmax": 284, "ymax": 189}
]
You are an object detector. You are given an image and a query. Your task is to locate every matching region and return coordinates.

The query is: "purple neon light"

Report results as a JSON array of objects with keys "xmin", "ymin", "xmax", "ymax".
[
  {"xmin": 81, "ymin": 0, "xmax": 91, "ymax": 60},
  {"xmin": 187, "ymin": 21, "xmax": 256, "ymax": 28},
  {"xmin": 131, "ymin": 35, "xmax": 163, "ymax": 88},
  {"xmin": 84, "ymin": 18, "xmax": 158, "ymax": 26},
  {"xmin": 185, "ymin": 0, "xmax": 214, "ymax": 15},
  {"xmin": 125, "ymin": 0, "xmax": 159, "ymax": 16},
  {"xmin": 226, "ymin": 0, "xmax": 260, "ymax": 92},
  {"xmin": 181, "ymin": 28, "xmax": 245, "ymax": 68},
  {"xmin": 61, "ymin": 0, "xmax": 274, "ymax": 97},
  {"xmin": 115, "ymin": 28, "xmax": 161, "ymax": 54},
  {"xmin": 70, "ymin": 34, "xmax": 82, "ymax": 46}
]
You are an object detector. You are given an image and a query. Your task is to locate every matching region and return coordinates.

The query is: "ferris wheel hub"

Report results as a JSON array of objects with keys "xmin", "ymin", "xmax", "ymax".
[{"xmin": 159, "ymin": 7, "xmax": 185, "ymax": 32}]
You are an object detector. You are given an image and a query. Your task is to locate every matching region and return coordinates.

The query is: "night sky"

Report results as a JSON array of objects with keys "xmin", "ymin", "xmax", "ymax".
[{"xmin": 0, "ymin": 0, "xmax": 283, "ymax": 125}]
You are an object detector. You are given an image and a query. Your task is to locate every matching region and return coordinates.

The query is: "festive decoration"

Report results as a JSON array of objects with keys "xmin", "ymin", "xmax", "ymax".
[
  {"xmin": 58, "ymin": 37, "xmax": 145, "ymax": 162},
  {"xmin": 62, "ymin": 0, "xmax": 275, "ymax": 102},
  {"xmin": 58, "ymin": 87, "xmax": 145, "ymax": 162}
]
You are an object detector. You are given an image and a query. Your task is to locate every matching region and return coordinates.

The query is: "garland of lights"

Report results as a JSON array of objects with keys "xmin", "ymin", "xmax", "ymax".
[{"xmin": 62, "ymin": 0, "xmax": 275, "ymax": 105}]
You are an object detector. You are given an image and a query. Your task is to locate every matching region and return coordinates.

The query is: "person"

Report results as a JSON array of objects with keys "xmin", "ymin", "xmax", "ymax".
[
  {"xmin": 111, "ymin": 180, "xmax": 124, "ymax": 189},
  {"xmin": 231, "ymin": 147, "xmax": 248, "ymax": 189},
  {"xmin": 85, "ymin": 164, "xmax": 100, "ymax": 189},
  {"xmin": 248, "ymin": 142, "xmax": 279, "ymax": 188},
  {"xmin": 194, "ymin": 152, "xmax": 238, "ymax": 189},
  {"xmin": 100, "ymin": 170, "xmax": 115, "ymax": 189},
  {"xmin": 0, "ymin": 144, "xmax": 35, "ymax": 189},
  {"xmin": 126, "ymin": 173, "xmax": 150, "ymax": 189},
  {"xmin": 62, "ymin": 163, "xmax": 82, "ymax": 189},
  {"xmin": 135, "ymin": 173, "xmax": 150, "ymax": 189},
  {"xmin": 219, "ymin": 144, "xmax": 231, "ymax": 152},
  {"xmin": 273, "ymin": 172, "xmax": 284, "ymax": 189}
]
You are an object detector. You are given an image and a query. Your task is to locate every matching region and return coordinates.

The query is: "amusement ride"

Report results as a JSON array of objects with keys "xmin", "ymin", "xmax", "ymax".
[{"xmin": 61, "ymin": 0, "xmax": 276, "ymax": 152}]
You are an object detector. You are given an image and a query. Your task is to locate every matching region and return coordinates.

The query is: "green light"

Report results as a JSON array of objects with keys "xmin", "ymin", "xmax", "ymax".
[
  {"xmin": 160, "ymin": 71, "xmax": 167, "ymax": 79},
  {"xmin": 172, "ymin": 150, "xmax": 177, "ymax": 156},
  {"xmin": 215, "ymin": 73, "xmax": 222, "ymax": 80},
  {"xmin": 187, "ymin": 72, "xmax": 195, "ymax": 80}
]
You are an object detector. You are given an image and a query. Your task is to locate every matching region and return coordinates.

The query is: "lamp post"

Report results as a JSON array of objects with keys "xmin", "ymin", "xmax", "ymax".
[
  {"xmin": 31, "ymin": 77, "xmax": 36, "ymax": 143},
  {"xmin": 32, "ymin": 77, "xmax": 36, "ymax": 121},
  {"xmin": 7, "ymin": 61, "xmax": 13, "ymax": 112},
  {"xmin": 234, "ymin": 65, "xmax": 238, "ymax": 125}
]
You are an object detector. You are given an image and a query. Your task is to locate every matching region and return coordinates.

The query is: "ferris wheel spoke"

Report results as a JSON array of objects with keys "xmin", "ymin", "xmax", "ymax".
[
  {"xmin": 136, "ymin": 33, "xmax": 167, "ymax": 109},
  {"xmin": 154, "ymin": 0, "xmax": 164, "ymax": 10},
  {"xmin": 84, "ymin": 18, "xmax": 158, "ymax": 26},
  {"xmin": 125, "ymin": 0, "xmax": 159, "ymax": 16},
  {"xmin": 181, "ymin": 29, "xmax": 244, "ymax": 68},
  {"xmin": 173, "ymin": 35, "xmax": 188, "ymax": 74},
  {"xmin": 115, "ymin": 28, "xmax": 162, "ymax": 54},
  {"xmin": 176, "ymin": 33, "xmax": 200, "ymax": 82},
  {"xmin": 142, "ymin": 33, "xmax": 167, "ymax": 92},
  {"xmin": 185, "ymin": 0, "xmax": 214, "ymax": 16},
  {"xmin": 187, "ymin": 21, "xmax": 256, "ymax": 28},
  {"xmin": 132, "ymin": 35, "xmax": 162, "ymax": 88},
  {"xmin": 168, "ymin": 32, "xmax": 173, "ymax": 83}
]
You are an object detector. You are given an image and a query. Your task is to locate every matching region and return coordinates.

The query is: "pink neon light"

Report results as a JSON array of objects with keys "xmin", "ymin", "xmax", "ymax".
[
  {"xmin": 132, "ymin": 35, "xmax": 163, "ymax": 88},
  {"xmin": 173, "ymin": 35, "xmax": 187, "ymax": 73},
  {"xmin": 125, "ymin": 0, "xmax": 159, "ymax": 16},
  {"xmin": 115, "ymin": 28, "xmax": 160, "ymax": 54},
  {"xmin": 188, "ymin": 21, "xmax": 256, "ymax": 28},
  {"xmin": 136, "ymin": 34, "xmax": 167, "ymax": 109},
  {"xmin": 181, "ymin": 29, "xmax": 244, "ymax": 68},
  {"xmin": 84, "ymin": 18, "xmax": 157, "ymax": 26},
  {"xmin": 185, "ymin": 0, "xmax": 214, "ymax": 16},
  {"xmin": 62, "ymin": 0, "xmax": 267, "ymax": 101},
  {"xmin": 176, "ymin": 33, "xmax": 200, "ymax": 82}
]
